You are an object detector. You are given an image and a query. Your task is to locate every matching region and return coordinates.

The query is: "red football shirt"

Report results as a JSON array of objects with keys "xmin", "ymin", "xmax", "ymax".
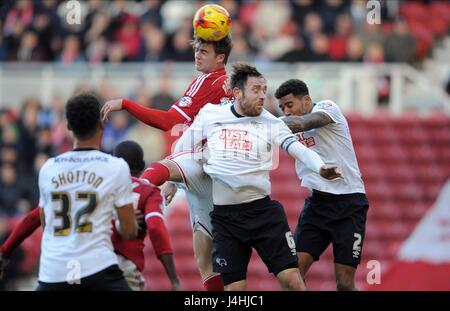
[{"xmin": 111, "ymin": 177, "xmax": 173, "ymax": 272}]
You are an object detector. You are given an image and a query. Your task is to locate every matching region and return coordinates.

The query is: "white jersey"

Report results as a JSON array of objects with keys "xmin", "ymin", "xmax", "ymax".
[
  {"xmin": 38, "ymin": 148, "xmax": 134, "ymax": 283},
  {"xmin": 177, "ymin": 103, "xmax": 298, "ymax": 205},
  {"xmin": 294, "ymin": 100, "xmax": 365, "ymax": 194}
]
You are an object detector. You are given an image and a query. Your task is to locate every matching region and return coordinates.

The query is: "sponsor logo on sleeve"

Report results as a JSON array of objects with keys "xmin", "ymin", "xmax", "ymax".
[
  {"xmin": 178, "ymin": 96, "xmax": 193, "ymax": 107},
  {"xmin": 317, "ymin": 101, "xmax": 333, "ymax": 109}
]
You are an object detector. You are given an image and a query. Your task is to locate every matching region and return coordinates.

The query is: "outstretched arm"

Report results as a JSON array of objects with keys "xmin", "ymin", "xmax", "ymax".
[
  {"xmin": 282, "ymin": 111, "xmax": 332, "ymax": 133},
  {"xmin": 280, "ymin": 137, "xmax": 341, "ymax": 180},
  {"xmin": 0, "ymin": 207, "xmax": 41, "ymax": 280},
  {"xmin": 0, "ymin": 208, "xmax": 41, "ymax": 258},
  {"xmin": 101, "ymin": 99, "xmax": 186, "ymax": 131}
]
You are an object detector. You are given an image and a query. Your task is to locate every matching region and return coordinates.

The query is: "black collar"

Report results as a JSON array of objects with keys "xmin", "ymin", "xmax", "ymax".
[
  {"xmin": 72, "ymin": 147, "xmax": 98, "ymax": 152},
  {"xmin": 231, "ymin": 105, "xmax": 244, "ymax": 118}
]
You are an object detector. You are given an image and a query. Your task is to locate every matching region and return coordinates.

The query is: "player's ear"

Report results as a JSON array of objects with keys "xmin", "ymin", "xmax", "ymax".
[
  {"xmin": 216, "ymin": 53, "xmax": 225, "ymax": 64},
  {"xmin": 232, "ymin": 87, "xmax": 241, "ymax": 99}
]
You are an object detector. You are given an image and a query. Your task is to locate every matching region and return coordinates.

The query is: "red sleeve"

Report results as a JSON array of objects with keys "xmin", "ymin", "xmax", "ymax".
[
  {"xmin": 144, "ymin": 189, "xmax": 173, "ymax": 256},
  {"xmin": 122, "ymin": 99, "xmax": 186, "ymax": 131},
  {"xmin": 169, "ymin": 73, "xmax": 230, "ymax": 123},
  {"xmin": 0, "ymin": 207, "xmax": 41, "ymax": 257}
]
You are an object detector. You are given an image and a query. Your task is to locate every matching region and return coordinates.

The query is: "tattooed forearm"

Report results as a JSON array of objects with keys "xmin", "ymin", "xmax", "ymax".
[{"xmin": 282, "ymin": 112, "xmax": 332, "ymax": 133}]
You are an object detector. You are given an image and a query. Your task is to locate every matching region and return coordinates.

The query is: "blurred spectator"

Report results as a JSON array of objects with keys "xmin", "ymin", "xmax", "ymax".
[
  {"xmin": 84, "ymin": 10, "xmax": 111, "ymax": 46},
  {"xmin": 168, "ymin": 28, "xmax": 193, "ymax": 62},
  {"xmin": 3, "ymin": 0, "xmax": 33, "ymax": 37},
  {"xmin": 320, "ymin": 0, "xmax": 346, "ymax": 35},
  {"xmin": 0, "ymin": 144, "xmax": 18, "ymax": 166},
  {"xmin": 160, "ymin": 0, "xmax": 196, "ymax": 34},
  {"xmin": 107, "ymin": 42, "xmax": 126, "ymax": 63},
  {"xmin": 0, "ymin": 21, "xmax": 7, "ymax": 61},
  {"xmin": 58, "ymin": 35, "xmax": 85, "ymax": 64},
  {"xmin": 278, "ymin": 36, "xmax": 310, "ymax": 62},
  {"xmin": 47, "ymin": 95, "xmax": 72, "ymax": 154},
  {"xmin": 364, "ymin": 42, "xmax": 385, "ymax": 63},
  {"xmin": 307, "ymin": 33, "xmax": 331, "ymax": 62},
  {"xmin": 328, "ymin": 13, "xmax": 353, "ymax": 61},
  {"xmin": 252, "ymin": 0, "xmax": 290, "ymax": 38},
  {"xmin": 115, "ymin": 13, "xmax": 141, "ymax": 60},
  {"xmin": 101, "ymin": 111, "xmax": 131, "ymax": 153},
  {"xmin": 0, "ymin": 163, "xmax": 32, "ymax": 217},
  {"xmin": 151, "ymin": 74, "xmax": 176, "ymax": 111},
  {"xmin": 291, "ymin": 0, "xmax": 317, "ymax": 27},
  {"xmin": 384, "ymin": 19, "xmax": 416, "ymax": 63},
  {"xmin": 349, "ymin": 0, "xmax": 367, "ymax": 29},
  {"xmin": 16, "ymin": 30, "xmax": 46, "ymax": 61},
  {"xmin": 125, "ymin": 122, "xmax": 165, "ymax": 163},
  {"xmin": 16, "ymin": 98, "xmax": 41, "ymax": 175},
  {"xmin": 140, "ymin": 0, "xmax": 163, "ymax": 28},
  {"xmin": 30, "ymin": 7, "xmax": 55, "ymax": 61},
  {"xmin": 0, "ymin": 0, "xmax": 438, "ymax": 65},
  {"xmin": 228, "ymin": 35, "xmax": 254, "ymax": 63},
  {"xmin": 345, "ymin": 35, "xmax": 364, "ymax": 62},
  {"xmin": 139, "ymin": 24, "xmax": 168, "ymax": 62},
  {"xmin": 85, "ymin": 36, "xmax": 108, "ymax": 63}
]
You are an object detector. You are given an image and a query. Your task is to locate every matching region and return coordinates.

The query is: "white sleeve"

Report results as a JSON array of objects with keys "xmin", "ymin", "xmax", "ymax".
[
  {"xmin": 273, "ymin": 121, "xmax": 323, "ymax": 174},
  {"xmin": 285, "ymin": 142, "xmax": 324, "ymax": 174},
  {"xmin": 38, "ymin": 165, "xmax": 48, "ymax": 208},
  {"xmin": 313, "ymin": 100, "xmax": 342, "ymax": 124},
  {"xmin": 175, "ymin": 107, "xmax": 206, "ymax": 152},
  {"xmin": 273, "ymin": 120, "xmax": 296, "ymax": 147},
  {"xmin": 113, "ymin": 160, "xmax": 134, "ymax": 208}
]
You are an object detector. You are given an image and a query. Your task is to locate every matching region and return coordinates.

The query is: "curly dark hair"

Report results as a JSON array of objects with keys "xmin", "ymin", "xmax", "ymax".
[
  {"xmin": 65, "ymin": 93, "xmax": 102, "ymax": 140},
  {"xmin": 192, "ymin": 35, "xmax": 233, "ymax": 64},
  {"xmin": 274, "ymin": 79, "xmax": 309, "ymax": 99},
  {"xmin": 230, "ymin": 62, "xmax": 263, "ymax": 91}
]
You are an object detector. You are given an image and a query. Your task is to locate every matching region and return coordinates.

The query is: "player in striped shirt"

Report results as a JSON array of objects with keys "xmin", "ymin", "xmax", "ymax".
[
  {"xmin": 176, "ymin": 63, "xmax": 341, "ymax": 290},
  {"xmin": 0, "ymin": 140, "xmax": 181, "ymax": 290},
  {"xmin": 101, "ymin": 37, "xmax": 233, "ymax": 291}
]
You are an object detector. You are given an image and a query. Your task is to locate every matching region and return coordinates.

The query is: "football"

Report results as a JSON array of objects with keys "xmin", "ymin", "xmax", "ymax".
[{"xmin": 193, "ymin": 4, "xmax": 231, "ymax": 41}]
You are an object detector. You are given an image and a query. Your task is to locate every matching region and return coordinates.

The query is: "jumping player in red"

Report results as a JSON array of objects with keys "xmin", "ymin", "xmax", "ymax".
[
  {"xmin": 0, "ymin": 140, "xmax": 181, "ymax": 291},
  {"xmin": 101, "ymin": 36, "xmax": 233, "ymax": 291}
]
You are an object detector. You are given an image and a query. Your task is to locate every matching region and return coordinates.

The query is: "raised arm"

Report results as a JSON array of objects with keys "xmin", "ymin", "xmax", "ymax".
[
  {"xmin": 282, "ymin": 111, "xmax": 332, "ymax": 133},
  {"xmin": 101, "ymin": 99, "xmax": 186, "ymax": 132},
  {"xmin": 276, "ymin": 121, "xmax": 341, "ymax": 180}
]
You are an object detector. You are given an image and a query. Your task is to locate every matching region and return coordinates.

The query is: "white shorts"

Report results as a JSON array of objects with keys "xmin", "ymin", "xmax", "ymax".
[
  {"xmin": 116, "ymin": 254, "xmax": 145, "ymax": 291},
  {"xmin": 166, "ymin": 151, "xmax": 213, "ymax": 238}
]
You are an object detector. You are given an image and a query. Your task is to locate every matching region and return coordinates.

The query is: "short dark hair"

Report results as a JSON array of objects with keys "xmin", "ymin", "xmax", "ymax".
[
  {"xmin": 192, "ymin": 35, "xmax": 233, "ymax": 64},
  {"xmin": 65, "ymin": 93, "xmax": 102, "ymax": 140},
  {"xmin": 230, "ymin": 62, "xmax": 263, "ymax": 91},
  {"xmin": 113, "ymin": 140, "xmax": 145, "ymax": 176},
  {"xmin": 274, "ymin": 79, "xmax": 309, "ymax": 99}
]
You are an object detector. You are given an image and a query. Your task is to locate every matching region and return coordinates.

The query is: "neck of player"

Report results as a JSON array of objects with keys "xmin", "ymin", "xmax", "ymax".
[
  {"xmin": 233, "ymin": 101, "xmax": 247, "ymax": 117},
  {"xmin": 73, "ymin": 131, "xmax": 102, "ymax": 150}
]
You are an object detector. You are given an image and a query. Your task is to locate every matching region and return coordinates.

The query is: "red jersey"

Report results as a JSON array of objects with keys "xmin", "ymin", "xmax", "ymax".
[
  {"xmin": 168, "ymin": 67, "xmax": 232, "ymax": 126},
  {"xmin": 111, "ymin": 177, "xmax": 173, "ymax": 272}
]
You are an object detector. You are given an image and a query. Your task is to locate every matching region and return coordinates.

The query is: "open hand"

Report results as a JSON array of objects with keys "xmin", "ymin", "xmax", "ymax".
[
  {"xmin": 319, "ymin": 165, "xmax": 342, "ymax": 180},
  {"xmin": 101, "ymin": 99, "xmax": 123, "ymax": 122}
]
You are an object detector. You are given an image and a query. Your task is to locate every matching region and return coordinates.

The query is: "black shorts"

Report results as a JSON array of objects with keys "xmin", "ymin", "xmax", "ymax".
[
  {"xmin": 294, "ymin": 190, "xmax": 369, "ymax": 268},
  {"xmin": 211, "ymin": 196, "xmax": 298, "ymax": 285},
  {"xmin": 36, "ymin": 265, "xmax": 131, "ymax": 291}
]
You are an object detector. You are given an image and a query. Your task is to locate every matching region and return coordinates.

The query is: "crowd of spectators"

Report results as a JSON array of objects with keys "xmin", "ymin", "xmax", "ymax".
[{"xmin": 1, "ymin": 0, "xmax": 448, "ymax": 65}]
